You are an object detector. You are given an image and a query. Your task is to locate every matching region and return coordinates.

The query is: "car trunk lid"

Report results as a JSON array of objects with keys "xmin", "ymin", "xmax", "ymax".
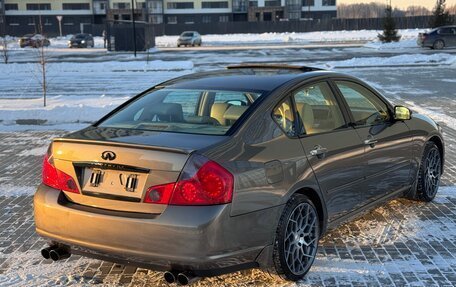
[{"xmin": 50, "ymin": 127, "xmax": 226, "ymax": 214}]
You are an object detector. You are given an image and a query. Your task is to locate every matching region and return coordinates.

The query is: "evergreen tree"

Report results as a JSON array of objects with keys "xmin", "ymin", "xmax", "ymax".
[
  {"xmin": 430, "ymin": 0, "xmax": 453, "ymax": 28},
  {"xmin": 378, "ymin": 4, "xmax": 401, "ymax": 43}
]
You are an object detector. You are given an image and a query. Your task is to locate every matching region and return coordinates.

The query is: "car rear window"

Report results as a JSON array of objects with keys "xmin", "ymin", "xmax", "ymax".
[{"xmin": 98, "ymin": 89, "xmax": 262, "ymax": 135}]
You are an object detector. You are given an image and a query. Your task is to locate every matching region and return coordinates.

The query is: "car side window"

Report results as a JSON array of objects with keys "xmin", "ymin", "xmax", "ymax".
[
  {"xmin": 272, "ymin": 97, "xmax": 296, "ymax": 137},
  {"xmin": 293, "ymin": 82, "xmax": 346, "ymax": 135},
  {"xmin": 335, "ymin": 81, "xmax": 390, "ymax": 126}
]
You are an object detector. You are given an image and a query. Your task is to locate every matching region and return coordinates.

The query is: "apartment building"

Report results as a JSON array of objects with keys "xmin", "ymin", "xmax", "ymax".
[{"xmin": 0, "ymin": 0, "xmax": 336, "ymax": 35}]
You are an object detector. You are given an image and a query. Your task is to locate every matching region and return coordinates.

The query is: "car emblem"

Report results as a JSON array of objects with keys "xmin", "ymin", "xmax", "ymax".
[{"xmin": 101, "ymin": 151, "xmax": 116, "ymax": 161}]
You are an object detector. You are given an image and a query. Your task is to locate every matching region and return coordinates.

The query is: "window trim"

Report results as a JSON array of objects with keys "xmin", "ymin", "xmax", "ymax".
[{"xmin": 329, "ymin": 78, "xmax": 394, "ymax": 128}]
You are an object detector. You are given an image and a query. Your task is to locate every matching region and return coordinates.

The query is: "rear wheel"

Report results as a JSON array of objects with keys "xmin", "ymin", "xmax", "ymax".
[
  {"xmin": 433, "ymin": 40, "xmax": 445, "ymax": 50},
  {"xmin": 414, "ymin": 142, "xmax": 442, "ymax": 202},
  {"xmin": 270, "ymin": 194, "xmax": 319, "ymax": 281}
]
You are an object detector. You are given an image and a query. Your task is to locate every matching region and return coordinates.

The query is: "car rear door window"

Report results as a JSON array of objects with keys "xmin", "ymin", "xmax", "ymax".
[
  {"xmin": 272, "ymin": 97, "xmax": 296, "ymax": 137},
  {"xmin": 293, "ymin": 82, "xmax": 346, "ymax": 135},
  {"xmin": 335, "ymin": 81, "xmax": 390, "ymax": 126}
]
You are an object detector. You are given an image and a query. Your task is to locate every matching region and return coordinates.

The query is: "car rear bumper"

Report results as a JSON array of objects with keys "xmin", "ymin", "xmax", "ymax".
[{"xmin": 34, "ymin": 184, "xmax": 281, "ymax": 274}]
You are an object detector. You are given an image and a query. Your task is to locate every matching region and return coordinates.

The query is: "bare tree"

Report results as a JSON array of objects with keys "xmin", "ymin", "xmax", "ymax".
[
  {"xmin": 35, "ymin": 15, "xmax": 48, "ymax": 107},
  {"xmin": 1, "ymin": 36, "xmax": 9, "ymax": 64},
  {"xmin": 405, "ymin": 6, "xmax": 431, "ymax": 16},
  {"xmin": 338, "ymin": 2, "xmax": 430, "ymax": 19}
]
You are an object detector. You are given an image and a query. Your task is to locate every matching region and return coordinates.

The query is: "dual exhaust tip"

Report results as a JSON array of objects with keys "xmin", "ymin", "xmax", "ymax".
[
  {"xmin": 41, "ymin": 245, "xmax": 71, "ymax": 262},
  {"xmin": 42, "ymin": 246, "xmax": 199, "ymax": 285},
  {"xmin": 164, "ymin": 271, "xmax": 200, "ymax": 285}
]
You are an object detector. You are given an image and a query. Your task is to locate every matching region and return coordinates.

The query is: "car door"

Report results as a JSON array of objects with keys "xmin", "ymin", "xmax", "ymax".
[
  {"xmin": 292, "ymin": 81, "xmax": 366, "ymax": 221},
  {"xmin": 333, "ymin": 80, "xmax": 413, "ymax": 203}
]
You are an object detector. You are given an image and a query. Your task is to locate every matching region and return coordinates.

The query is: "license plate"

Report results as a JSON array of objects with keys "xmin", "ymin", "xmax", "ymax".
[{"xmin": 82, "ymin": 168, "xmax": 145, "ymax": 198}]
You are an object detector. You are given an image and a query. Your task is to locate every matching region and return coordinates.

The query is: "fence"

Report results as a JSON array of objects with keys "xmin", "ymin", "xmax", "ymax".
[
  {"xmin": 154, "ymin": 15, "xmax": 454, "ymax": 36},
  {"xmin": 2, "ymin": 15, "xmax": 455, "ymax": 44}
]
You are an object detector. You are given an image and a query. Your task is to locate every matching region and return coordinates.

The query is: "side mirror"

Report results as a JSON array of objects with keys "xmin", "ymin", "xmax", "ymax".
[{"xmin": 394, "ymin": 106, "xmax": 412, "ymax": 121}]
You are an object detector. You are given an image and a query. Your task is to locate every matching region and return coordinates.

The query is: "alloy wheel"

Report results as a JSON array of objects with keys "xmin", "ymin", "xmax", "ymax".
[
  {"xmin": 424, "ymin": 148, "xmax": 441, "ymax": 198},
  {"xmin": 283, "ymin": 202, "xmax": 318, "ymax": 275}
]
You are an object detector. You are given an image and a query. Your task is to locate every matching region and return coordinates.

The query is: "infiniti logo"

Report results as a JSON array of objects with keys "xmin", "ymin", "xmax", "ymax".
[{"xmin": 101, "ymin": 151, "xmax": 116, "ymax": 161}]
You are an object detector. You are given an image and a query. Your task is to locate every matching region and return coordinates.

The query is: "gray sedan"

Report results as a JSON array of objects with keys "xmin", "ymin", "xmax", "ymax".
[
  {"xmin": 34, "ymin": 64, "xmax": 444, "ymax": 285},
  {"xmin": 418, "ymin": 25, "xmax": 456, "ymax": 49}
]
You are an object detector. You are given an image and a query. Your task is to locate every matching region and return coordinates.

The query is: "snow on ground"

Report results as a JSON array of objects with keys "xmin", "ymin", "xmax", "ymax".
[
  {"xmin": 0, "ymin": 186, "xmax": 454, "ymax": 286},
  {"xmin": 0, "ymin": 95, "xmax": 129, "ymax": 126},
  {"xmin": 363, "ymin": 38, "xmax": 419, "ymax": 50},
  {"xmin": 324, "ymin": 53, "xmax": 456, "ymax": 68},
  {"xmin": 0, "ymin": 35, "xmax": 105, "ymax": 50},
  {"xmin": 404, "ymin": 100, "xmax": 456, "ymax": 131},
  {"xmin": 155, "ymin": 28, "xmax": 423, "ymax": 47}
]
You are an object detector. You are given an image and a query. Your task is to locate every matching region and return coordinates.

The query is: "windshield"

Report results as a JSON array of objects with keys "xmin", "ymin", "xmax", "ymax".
[
  {"xmin": 98, "ymin": 89, "xmax": 262, "ymax": 135},
  {"xmin": 181, "ymin": 32, "xmax": 194, "ymax": 37},
  {"xmin": 74, "ymin": 34, "xmax": 86, "ymax": 39}
]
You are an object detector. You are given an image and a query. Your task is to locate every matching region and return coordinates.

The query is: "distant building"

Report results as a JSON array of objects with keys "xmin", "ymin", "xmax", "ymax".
[{"xmin": 0, "ymin": 0, "xmax": 336, "ymax": 35}]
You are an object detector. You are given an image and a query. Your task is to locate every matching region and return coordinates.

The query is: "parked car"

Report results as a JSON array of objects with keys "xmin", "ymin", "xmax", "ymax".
[
  {"xmin": 68, "ymin": 33, "xmax": 94, "ymax": 48},
  {"xmin": 34, "ymin": 64, "xmax": 444, "ymax": 285},
  {"xmin": 418, "ymin": 25, "xmax": 456, "ymax": 49},
  {"xmin": 19, "ymin": 34, "xmax": 50, "ymax": 48},
  {"xmin": 177, "ymin": 31, "xmax": 202, "ymax": 47}
]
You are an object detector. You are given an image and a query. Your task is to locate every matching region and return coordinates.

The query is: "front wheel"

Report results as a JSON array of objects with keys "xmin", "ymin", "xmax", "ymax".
[
  {"xmin": 415, "ymin": 142, "xmax": 442, "ymax": 202},
  {"xmin": 270, "ymin": 194, "xmax": 320, "ymax": 281}
]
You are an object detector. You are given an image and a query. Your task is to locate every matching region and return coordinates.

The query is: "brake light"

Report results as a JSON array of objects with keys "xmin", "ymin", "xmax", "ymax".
[
  {"xmin": 42, "ymin": 145, "xmax": 80, "ymax": 194},
  {"xmin": 144, "ymin": 155, "xmax": 234, "ymax": 206}
]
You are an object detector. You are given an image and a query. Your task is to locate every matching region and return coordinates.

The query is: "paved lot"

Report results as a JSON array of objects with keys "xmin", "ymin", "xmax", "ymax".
[
  {"xmin": 0, "ymin": 52, "xmax": 456, "ymax": 286},
  {"xmin": 0, "ymin": 123, "xmax": 455, "ymax": 286}
]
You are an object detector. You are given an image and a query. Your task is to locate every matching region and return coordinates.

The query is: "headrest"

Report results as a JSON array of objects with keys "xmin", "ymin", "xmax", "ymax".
[{"xmin": 142, "ymin": 103, "xmax": 184, "ymax": 122}]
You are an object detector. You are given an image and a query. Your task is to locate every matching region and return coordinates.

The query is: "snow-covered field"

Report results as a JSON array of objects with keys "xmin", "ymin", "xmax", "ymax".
[{"xmin": 155, "ymin": 28, "xmax": 424, "ymax": 47}]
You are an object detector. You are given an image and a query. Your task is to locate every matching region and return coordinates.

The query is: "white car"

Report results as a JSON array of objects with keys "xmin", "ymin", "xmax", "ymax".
[{"xmin": 177, "ymin": 31, "xmax": 202, "ymax": 47}]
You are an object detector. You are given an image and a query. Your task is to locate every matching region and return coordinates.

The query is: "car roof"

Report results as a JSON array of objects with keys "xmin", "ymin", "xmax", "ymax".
[{"xmin": 158, "ymin": 65, "xmax": 335, "ymax": 93}]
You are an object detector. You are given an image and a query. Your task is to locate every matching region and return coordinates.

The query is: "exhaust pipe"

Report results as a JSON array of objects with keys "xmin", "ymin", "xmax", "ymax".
[
  {"xmin": 177, "ymin": 271, "xmax": 200, "ymax": 285},
  {"xmin": 163, "ymin": 271, "xmax": 178, "ymax": 284},
  {"xmin": 49, "ymin": 246, "xmax": 71, "ymax": 261},
  {"xmin": 41, "ymin": 246, "xmax": 57, "ymax": 260}
]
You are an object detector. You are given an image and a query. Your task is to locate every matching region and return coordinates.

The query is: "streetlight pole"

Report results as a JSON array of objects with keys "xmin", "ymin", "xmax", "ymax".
[{"xmin": 131, "ymin": 0, "xmax": 137, "ymax": 57}]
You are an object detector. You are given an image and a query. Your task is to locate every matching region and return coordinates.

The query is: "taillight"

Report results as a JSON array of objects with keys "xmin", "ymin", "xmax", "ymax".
[
  {"xmin": 144, "ymin": 183, "xmax": 175, "ymax": 204},
  {"xmin": 42, "ymin": 144, "xmax": 80, "ymax": 194},
  {"xmin": 144, "ymin": 155, "xmax": 234, "ymax": 206}
]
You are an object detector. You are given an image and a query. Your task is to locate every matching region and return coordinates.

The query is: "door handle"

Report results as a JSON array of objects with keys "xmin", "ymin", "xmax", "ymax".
[
  {"xmin": 309, "ymin": 145, "xmax": 328, "ymax": 159},
  {"xmin": 364, "ymin": 137, "xmax": 378, "ymax": 148}
]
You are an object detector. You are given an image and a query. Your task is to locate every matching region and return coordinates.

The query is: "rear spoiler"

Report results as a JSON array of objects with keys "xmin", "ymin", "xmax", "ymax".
[{"xmin": 52, "ymin": 138, "xmax": 192, "ymax": 155}]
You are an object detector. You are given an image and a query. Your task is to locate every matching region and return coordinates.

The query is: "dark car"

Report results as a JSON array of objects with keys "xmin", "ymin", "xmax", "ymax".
[
  {"xmin": 418, "ymin": 25, "xmax": 456, "ymax": 49},
  {"xmin": 68, "ymin": 33, "xmax": 94, "ymax": 48},
  {"xmin": 19, "ymin": 34, "xmax": 50, "ymax": 48},
  {"xmin": 34, "ymin": 64, "xmax": 444, "ymax": 285}
]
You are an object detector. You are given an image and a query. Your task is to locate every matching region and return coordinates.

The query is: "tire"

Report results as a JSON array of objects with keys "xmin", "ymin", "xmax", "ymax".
[
  {"xmin": 433, "ymin": 40, "xmax": 445, "ymax": 50},
  {"xmin": 268, "ymin": 194, "xmax": 320, "ymax": 281},
  {"xmin": 413, "ymin": 142, "xmax": 442, "ymax": 202}
]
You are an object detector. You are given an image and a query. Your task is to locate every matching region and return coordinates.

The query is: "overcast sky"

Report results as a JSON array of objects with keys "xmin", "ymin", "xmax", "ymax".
[{"xmin": 339, "ymin": 0, "xmax": 456, "ymax": 9}]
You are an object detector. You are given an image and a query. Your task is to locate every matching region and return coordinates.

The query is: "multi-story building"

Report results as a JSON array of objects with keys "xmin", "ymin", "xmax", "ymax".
[
  {"xmin": 1, "ymin": 0, "xmax": 336, "ymax": 35},
  {"xmin": 2, "ymin": 0, "xmax": 97, "ymax": 35}
]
